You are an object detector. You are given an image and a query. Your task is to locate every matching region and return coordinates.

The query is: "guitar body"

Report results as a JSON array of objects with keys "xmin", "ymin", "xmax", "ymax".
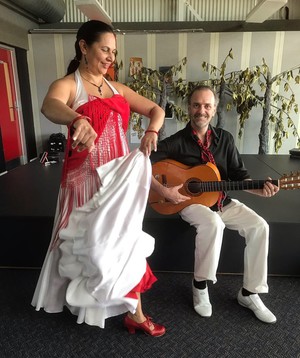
[{"xmin": 149, "ymin": 159, "xmax": 222, "ymax": 215}]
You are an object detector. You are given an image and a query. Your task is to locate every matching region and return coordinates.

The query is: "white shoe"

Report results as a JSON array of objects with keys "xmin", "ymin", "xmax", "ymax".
[
  {"xmin": 192, "ymin": 285, "xmax": 212, "ymax": 317},
  {"xmin": 237, "ymin": 289, "xmax": 277, "ymax": 324}
]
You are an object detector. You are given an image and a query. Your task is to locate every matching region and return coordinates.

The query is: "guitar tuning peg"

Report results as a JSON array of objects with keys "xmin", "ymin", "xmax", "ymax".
[{"xmin": 292, "ymin": 171, "xmax": 300, "ymax": 178}]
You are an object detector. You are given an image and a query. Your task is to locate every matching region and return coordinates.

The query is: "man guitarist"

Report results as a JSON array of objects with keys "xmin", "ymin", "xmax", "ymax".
[{"xmin": 150, "ymin": 85, "xmax": 279, "ymax": 324}]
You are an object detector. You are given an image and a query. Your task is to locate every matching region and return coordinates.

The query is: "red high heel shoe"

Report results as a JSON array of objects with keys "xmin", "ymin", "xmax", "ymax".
[{"xmin": 124, "ymin": 315, "xmax": 166, "ymax": 337}]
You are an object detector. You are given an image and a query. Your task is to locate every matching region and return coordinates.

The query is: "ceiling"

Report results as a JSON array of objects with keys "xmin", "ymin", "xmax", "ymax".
[
  {"xmin": 49, "ymin": 0, "xmax": 300, "ymax": 33},
  {"xmin": 3, "ymin": 0, "xmax": 300, "ymax": 33},
  {"xmin": 74, "ymin": 0, "xmax": 291, "ymax": 24}
]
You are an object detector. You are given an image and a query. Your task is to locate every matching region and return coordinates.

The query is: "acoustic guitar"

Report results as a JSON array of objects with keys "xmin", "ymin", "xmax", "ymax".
[{"xmin": 149, "ymin": 159, "xmax": 300, "ymax": 215}]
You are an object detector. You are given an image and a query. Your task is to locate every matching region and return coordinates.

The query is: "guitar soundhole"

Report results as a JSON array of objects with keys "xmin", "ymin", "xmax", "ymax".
[{"xmin": 186, "ymin": 178, "xmax": 202, "ymax": 196}]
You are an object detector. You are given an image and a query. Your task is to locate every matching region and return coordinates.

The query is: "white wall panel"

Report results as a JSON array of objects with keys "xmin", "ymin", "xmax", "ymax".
[{"xmin": 31, "ymin": 28, "xmax": 300, "ymax": 154}]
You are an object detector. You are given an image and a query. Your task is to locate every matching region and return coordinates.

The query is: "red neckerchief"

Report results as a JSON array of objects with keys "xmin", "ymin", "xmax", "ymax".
[
  {"xmin": 193, "ymin": 129, "xmax": 215, "ymax": 164},
  {"xmin": 192, "ymin": 129, "xmax": 225, "ymax": 210}
]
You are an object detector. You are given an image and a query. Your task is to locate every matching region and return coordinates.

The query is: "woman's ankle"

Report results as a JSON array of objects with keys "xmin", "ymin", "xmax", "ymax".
[{"xmin": 127, "ymin": 312, "xmax": 146, "ymax": 323}]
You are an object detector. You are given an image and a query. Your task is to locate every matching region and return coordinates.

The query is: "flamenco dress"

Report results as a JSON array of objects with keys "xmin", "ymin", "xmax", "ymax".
[{"xmin": 31, "ymin": 70, "xmax": 157, "ymax": 328}]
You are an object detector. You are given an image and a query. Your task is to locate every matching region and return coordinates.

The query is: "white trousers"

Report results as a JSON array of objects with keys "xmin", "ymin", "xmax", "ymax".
[{"xmin": 180, "ymin": 199, "xmax": 269, "ymax": 293}]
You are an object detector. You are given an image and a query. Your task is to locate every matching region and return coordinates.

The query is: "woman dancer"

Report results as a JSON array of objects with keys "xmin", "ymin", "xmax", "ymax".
[{"xmin": 32, "ymin": 20, "xmax": 165, "ymax": 337}]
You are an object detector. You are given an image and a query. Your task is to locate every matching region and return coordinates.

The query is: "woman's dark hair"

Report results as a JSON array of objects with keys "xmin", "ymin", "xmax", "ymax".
[{"xmin": 66, "ymin": 20, "xmax": 115, "ymax": 75}]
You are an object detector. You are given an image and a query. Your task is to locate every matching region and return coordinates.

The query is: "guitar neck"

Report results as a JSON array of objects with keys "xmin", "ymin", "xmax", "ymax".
[{"xmin": 192, "ymin": 179, "xmax": 279, "ymax": 192}]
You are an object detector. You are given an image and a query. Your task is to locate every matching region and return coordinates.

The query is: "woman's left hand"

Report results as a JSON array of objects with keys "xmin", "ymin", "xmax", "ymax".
[{"xmin": 139, "ymin": 131, "xmax": 158, "ymax": 156}]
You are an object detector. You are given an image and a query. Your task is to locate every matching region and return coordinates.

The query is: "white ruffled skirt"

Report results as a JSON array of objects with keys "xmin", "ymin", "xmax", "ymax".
[{"xmin": 32, "ymin": 149, "xmax": 155, "ymax": 328}]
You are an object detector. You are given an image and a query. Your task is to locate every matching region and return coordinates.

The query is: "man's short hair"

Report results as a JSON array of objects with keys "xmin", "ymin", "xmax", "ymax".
[{"xmin": 187, "ymin": 85, "xmax": 219, "ymax": 107}]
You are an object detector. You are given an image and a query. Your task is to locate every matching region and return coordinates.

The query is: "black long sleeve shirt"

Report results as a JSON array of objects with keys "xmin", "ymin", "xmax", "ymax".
[{"xmin": 150, "ymin": 122, "xmax": 250, "ymax": 210}]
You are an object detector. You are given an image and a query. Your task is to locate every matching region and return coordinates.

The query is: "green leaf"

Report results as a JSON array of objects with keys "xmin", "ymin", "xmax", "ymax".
[
  {"xmin": 294, "ymin": 104, "xmax": 299, "ymax": 113},
  {"xmin": 284, "ymin": 83, "xmax": 289, "ymax": 91}
]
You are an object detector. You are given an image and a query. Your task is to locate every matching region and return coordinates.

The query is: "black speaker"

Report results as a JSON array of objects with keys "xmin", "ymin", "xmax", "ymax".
[
  {"xmin": 48, "ymin": 133, "xmax": 66, "ymax": 153},
  {"xmin": 289, "ymin": 148, "xmax": 300, "ymax": 159}
]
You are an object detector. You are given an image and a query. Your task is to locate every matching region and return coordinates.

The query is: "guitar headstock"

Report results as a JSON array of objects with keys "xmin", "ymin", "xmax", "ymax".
[{"xmin": 279, "ymin": 171, "xmax": 300, "ymax": 190}]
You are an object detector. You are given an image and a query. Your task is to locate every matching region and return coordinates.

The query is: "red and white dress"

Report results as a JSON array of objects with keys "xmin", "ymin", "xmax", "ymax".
[{"xmin": 32, "ymin": 70, "xmax": 157, "ymax": 328}]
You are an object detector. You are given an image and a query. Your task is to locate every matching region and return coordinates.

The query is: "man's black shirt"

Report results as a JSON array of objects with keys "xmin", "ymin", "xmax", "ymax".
[{"xmin": 150, "ymin": 122, "xmax": 250, "ymax": 210}]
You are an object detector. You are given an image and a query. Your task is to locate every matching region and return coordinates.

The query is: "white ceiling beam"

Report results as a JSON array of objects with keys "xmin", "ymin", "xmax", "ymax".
[
  {"xmin": 246, "ymin": 0, "xmax": 288, "ymax": 23},
  {"xmin": 184, "ymin": 0, "xmax": 203, "ymax": 21},
  {"xmin": 74, "ymin": 0, "xmax": 112, "ymax": 24}
]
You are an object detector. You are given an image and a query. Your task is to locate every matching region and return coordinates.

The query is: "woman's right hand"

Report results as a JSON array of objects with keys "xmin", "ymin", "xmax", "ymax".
[{"xmin": 71, "ymin": 118, "xmax": 97, "ymax": 153}]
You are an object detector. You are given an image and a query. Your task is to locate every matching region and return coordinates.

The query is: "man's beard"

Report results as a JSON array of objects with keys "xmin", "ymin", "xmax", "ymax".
[{"xmin": 191, "ymin": 114, "xmax": 210, "ymax": 129}]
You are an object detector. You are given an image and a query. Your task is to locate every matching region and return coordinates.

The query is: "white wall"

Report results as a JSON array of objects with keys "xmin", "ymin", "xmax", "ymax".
[
  {"xmin": 27, "ymin": 29, "xmax": 300, "ymax": 154},
  {"xmin": 0, "ymin": 6, "xmax": 36, "ymax": 50}
]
